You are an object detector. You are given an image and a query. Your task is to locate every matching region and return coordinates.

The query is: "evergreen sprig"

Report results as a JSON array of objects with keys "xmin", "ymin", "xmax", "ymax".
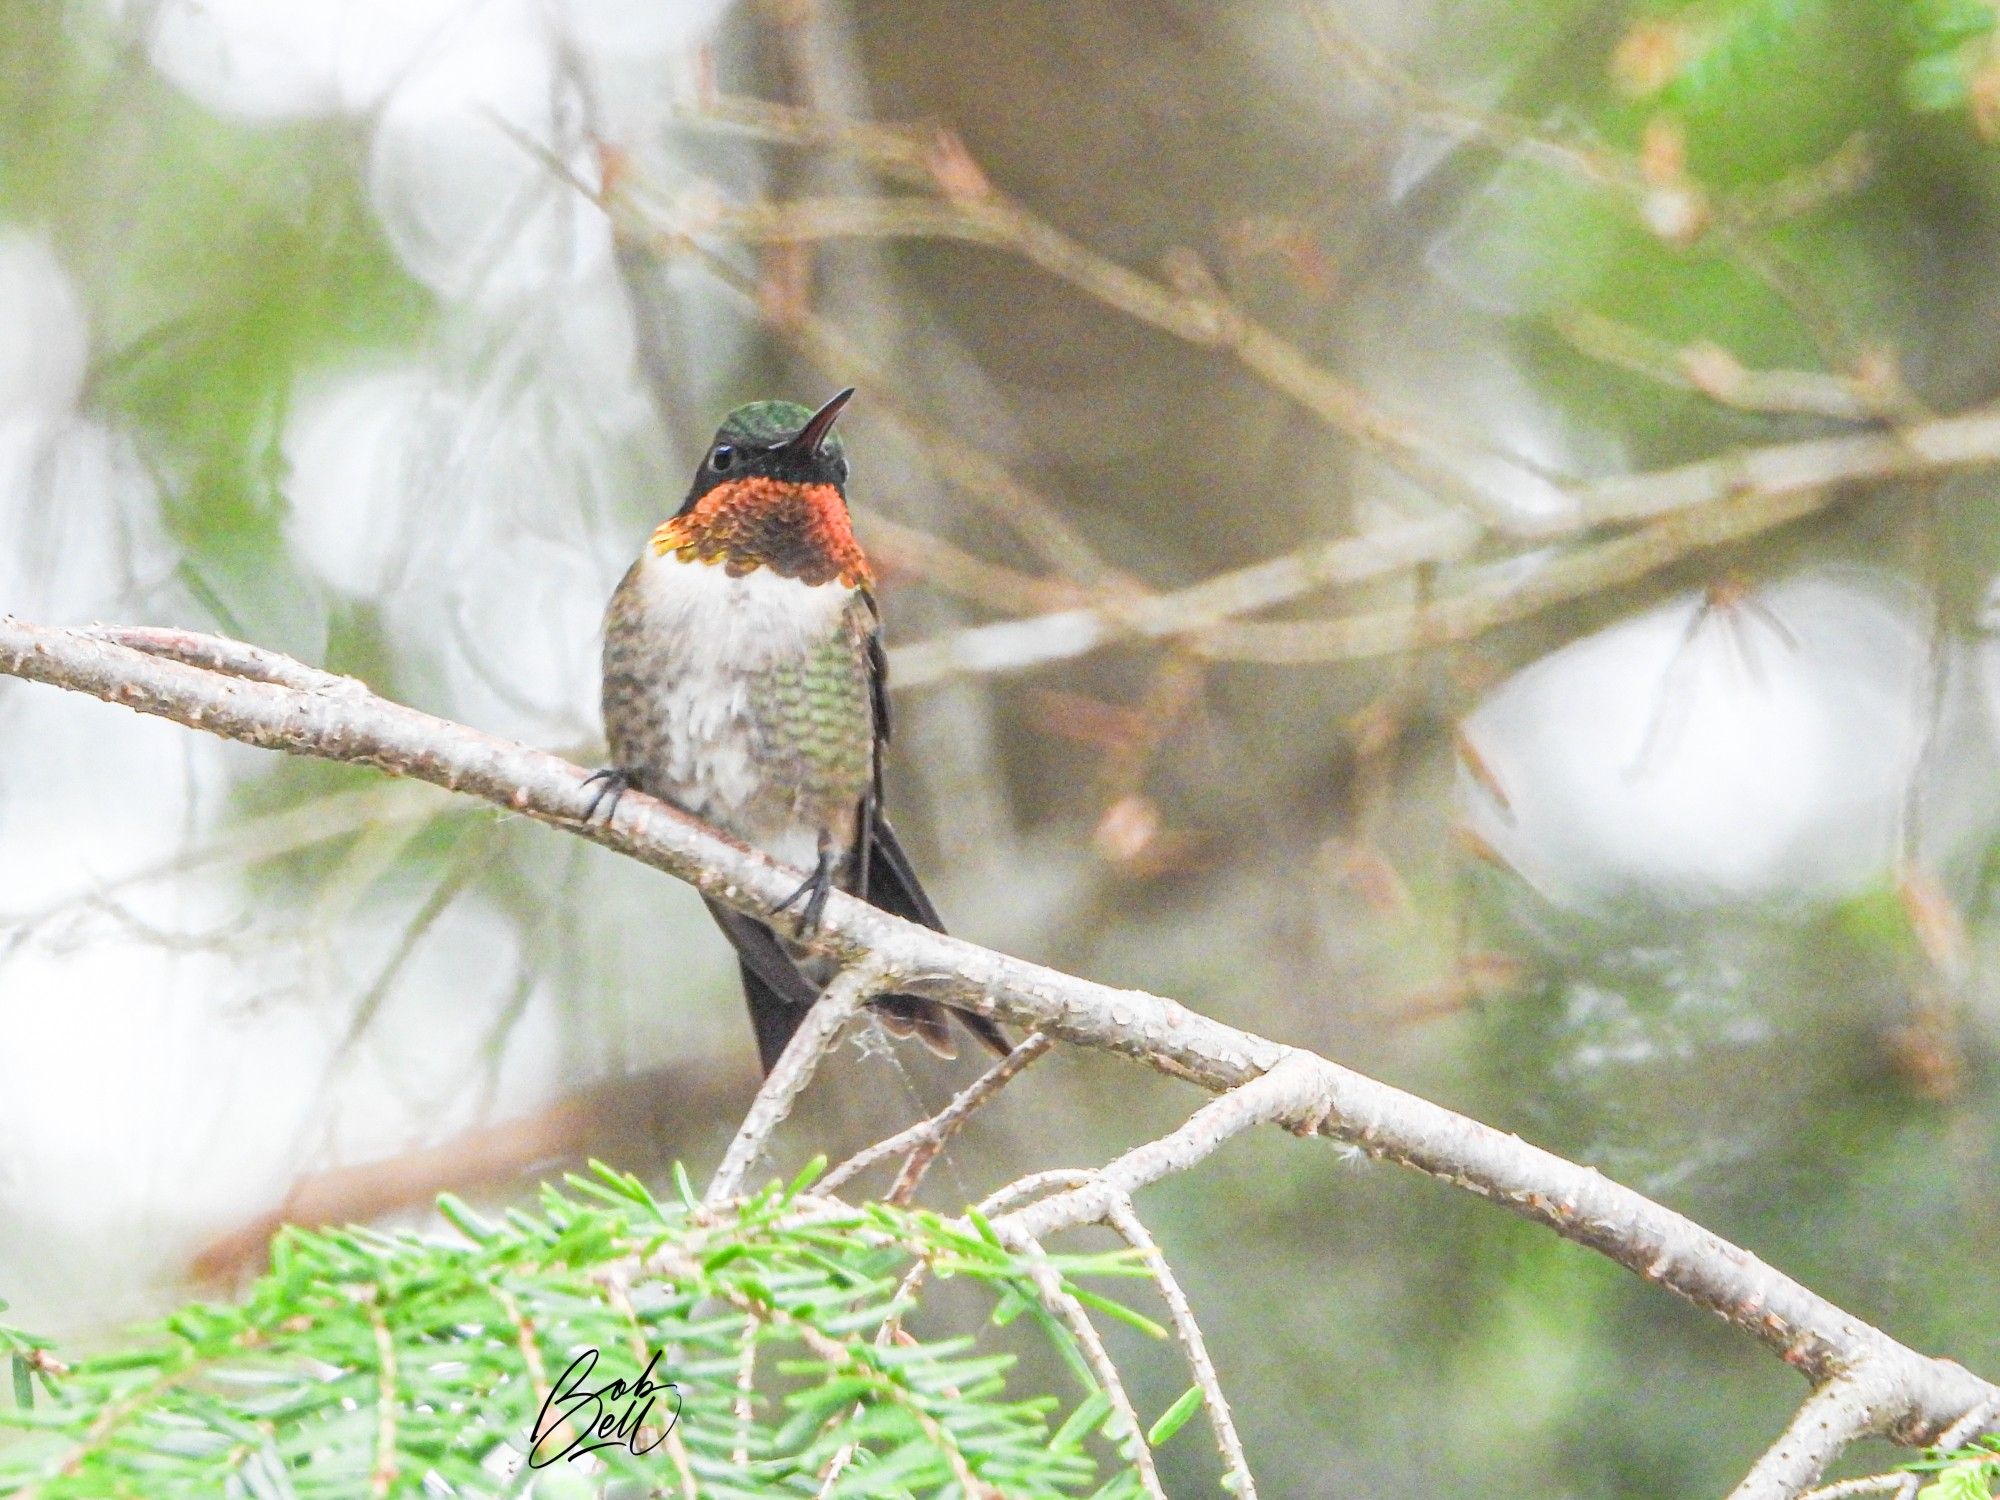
[
  {"xmin": 0, "ymin": 1163, "xmax": 1160, "ymax": 1498},
  {"xmin": 1907, "ymin": 1435, "xmax": 2000, "ymax": 1500}
]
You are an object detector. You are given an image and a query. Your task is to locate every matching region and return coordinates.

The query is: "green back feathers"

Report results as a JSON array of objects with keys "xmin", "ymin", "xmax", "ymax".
[{"xmin": 718, "ymin": 400, "xmax": 848, "ymax": 461}]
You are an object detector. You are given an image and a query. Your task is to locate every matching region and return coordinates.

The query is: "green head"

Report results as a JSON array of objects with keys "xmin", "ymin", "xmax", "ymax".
[
  {"xmin": 676, "ymin": 389, "xmax": 854, "ymax": 516},
  {"xmin": 715, "ymin": 398, "xmax": 849, "ymax": 462}
]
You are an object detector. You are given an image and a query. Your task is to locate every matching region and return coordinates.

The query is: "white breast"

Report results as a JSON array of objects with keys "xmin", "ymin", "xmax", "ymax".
[
  {"xmin": 637, "ymin": 549, "xmax": 852, "ymax": 660},
  {"xmin": 629, "ymin": 552, "xmax": 853, "ymax": 850}
]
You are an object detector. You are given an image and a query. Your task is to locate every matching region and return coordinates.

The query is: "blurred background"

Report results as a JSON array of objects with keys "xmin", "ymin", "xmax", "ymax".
[{"xmin": 3, "ymin": 0, "xmax": 1999, "ymax": 1493}]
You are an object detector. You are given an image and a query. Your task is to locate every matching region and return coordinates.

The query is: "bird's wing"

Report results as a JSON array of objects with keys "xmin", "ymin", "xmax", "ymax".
[
  {"xmin": 856, "ymin": 599, "xmax": 1010, "ymax": 1059},
  {"xmin": 865, "ymin": 814, "xmax": 1011, "ymax": 1057},
  {"xmin": 705, "ymin": 898, "xmax": 822, "ymax": 1075}
]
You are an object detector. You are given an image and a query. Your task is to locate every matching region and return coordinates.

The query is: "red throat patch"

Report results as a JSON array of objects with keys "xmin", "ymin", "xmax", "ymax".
[{"xmin": 650, "ymin": 478, "xmax": 873, "ymax": 589}]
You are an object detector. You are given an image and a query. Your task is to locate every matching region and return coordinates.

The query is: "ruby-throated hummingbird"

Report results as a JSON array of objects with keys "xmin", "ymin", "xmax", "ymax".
[{"xmin": 593, "ymin": 389, "xmax": 1009, "ymax": 1074}]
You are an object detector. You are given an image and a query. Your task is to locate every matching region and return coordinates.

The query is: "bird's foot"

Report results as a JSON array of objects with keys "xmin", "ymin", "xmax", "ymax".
[
  {"xmin": 773, "ymin": 843, "xmax": 837, "ymax": 934},
  {"xmin": 799, "ymin": 876, "xmax": 832, "ymax": 933},
  {"xmin": 580, "ymin": 767, "xmax": 632, "ymax": 825}
]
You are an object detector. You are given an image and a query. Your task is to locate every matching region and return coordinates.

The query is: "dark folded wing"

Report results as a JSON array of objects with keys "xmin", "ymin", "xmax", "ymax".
[
  {"xmin": 864, "ymin": 810, "xmax": 1013, "ymax": 1060},
  {"xmin": 705, "ymin": 899, "xmax": 821, "ymax": 1075},
  {"xmin": 865, "ymin": 608, "xmax": 1008, "ymax": 1056}
]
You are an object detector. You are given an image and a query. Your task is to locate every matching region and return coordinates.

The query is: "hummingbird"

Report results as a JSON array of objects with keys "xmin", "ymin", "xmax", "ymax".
[{"xmin": 592, "ymin": 389, "xmax": 1009, "ymax": 1074}]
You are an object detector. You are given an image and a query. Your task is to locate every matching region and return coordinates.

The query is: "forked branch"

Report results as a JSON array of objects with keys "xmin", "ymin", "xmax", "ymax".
[{"xmin": 1, "ymin": 616, "xmax": 1993, "ymax": 1493}]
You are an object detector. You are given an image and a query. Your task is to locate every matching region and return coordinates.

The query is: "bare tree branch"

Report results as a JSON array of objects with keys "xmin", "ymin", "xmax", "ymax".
[
  {"xmin": 857, "ymin": 515, "xmax": 1093, "ymax": 617},
  {"xmin": 892, "ymin": 401, "xmax": 2000, "ymax": 685},
  {"xmin": 648, "ymin": 98, "xmax": 1520, "ymax": 499},
  {"xmin": 1796, "ymin": 1397, "xmax": 2000, "ymax": 1500},
  {"xmin": 600, "ymin": 95, "xmax": 2000, "ymax": 699},
  {"xmin": 1730, "ymin": 1367, "xmax": 1910, "ymax": 1500},
  {"xmin": 1, "ymin": 616, "xmax": 1994, "ymax": 1473},
  {"xmin": 889, "ymin": 510, "xmax": 1478, "ymax": 687},
  {"xmin": 1186, "ymin": 476, "xmax": 1827, "ymax": 664},
  {"xmin": 992, "ymin": 1053, "xmax": 1331, "ymax": 1242}
]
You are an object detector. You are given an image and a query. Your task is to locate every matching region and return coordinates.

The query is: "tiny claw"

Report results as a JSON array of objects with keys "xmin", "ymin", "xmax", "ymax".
[
  {"xmin": 580, "ymin": 768, "xmax": 631, "ymax": 825},
  {"xmin": 800, "ymin": 879, "xmax": 831, "ymax": 933},
  {"xmin": 773, "ymin": 845, "xmax": 837, "ymax": 934}
]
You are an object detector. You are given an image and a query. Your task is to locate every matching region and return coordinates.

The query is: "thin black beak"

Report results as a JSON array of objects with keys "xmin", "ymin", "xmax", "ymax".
[{"xmin": 788, "ymin": 387, "xmax": 854, "ymax": 457}]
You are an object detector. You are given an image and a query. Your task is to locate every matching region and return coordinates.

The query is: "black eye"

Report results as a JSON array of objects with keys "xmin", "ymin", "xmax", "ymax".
[{"xmin": 711, "ymin": 444, "xmax": 736, "ymax": 471}]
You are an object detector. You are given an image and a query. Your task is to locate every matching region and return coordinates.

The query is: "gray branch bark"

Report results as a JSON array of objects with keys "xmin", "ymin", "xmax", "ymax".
[
  {"xmin": 1729, "ymin": 1367, "xmax": 1908, "ymax": 1500},
  {"xmin": 2, "ymin": 615, "xmax": 1994, "ymax": 1481}
]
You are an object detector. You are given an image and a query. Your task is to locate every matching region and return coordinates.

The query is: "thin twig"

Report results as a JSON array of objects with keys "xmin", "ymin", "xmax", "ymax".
[
  {"xmin": 597, "ymin": 1269, "xmax": 699, "ymax": 1500},
  {"xmin": 994, "ymin": 1054, "xmax": 1331, "ymax": 1241},
  {"xmin": 813, "ymin": 1435, "xmax": 859, "ymax": 1498},
  {"xmin": 733, "ymin": 1315, "xmax": 757, "ymax": 1469},
  {"xmin": 43, "ymin": 1361, "xmax": 211, "ymax": 1486},
  {"xmin": 367, "ymin": 1303, "xmax": 397, "ymax": 1500},
  {"xmin": 1186, "ymin": 477, "xmax": 1828, "ymax": 664},
  {"xmin": 639, "ymin": 189, "xmax": 1558, "ymax": 523},
  {"xmin": 76, "ymin": 625, "xmax": 368, "ymax": 697},
  {"xmin": 856, "ymin": 514, "xmax": 1094, "ymax": 617},
  {"xmin": 813, "ymin": 1257, "xmax": 938, "ymax": 1498},
  {"xmin": 705, "ymin": 958, "xmax": 891, "ymax": 1208},
  {"xmin": 892, "ymin": 401, "xmax": 2000, "ymax": 685},
  {"xmin": 1103, "ymin": 1196, "xmax": 1257, "ymax": 1499},
  {"xmin": 1553, "ymin": 310, "xmax": 1877, "ymax": 420},
  {"xmin": 602, "ymin": 184, "xmax": 1123, "ymax": 589},
  {"xmin": 1730, "ymin": 1366, "xmax": 1907, "ymax": 1500},
  {"xmin": 975, "ymin": 1168, "xmax": 1096, "ymax": 1220},
  {"xmin": 819, "ymin": 1030, "xmax": 1052, "ymax": 1199},
  {"xmin": 492, "ymin": 1286, "xmax": 556, "ymax": 1463},
  {"xmin": 677, "ymin": 94, "xmax": 936, "ymax": 182},
  {"xmin": 990, "ymin": 1224, "xmax": 1168, "ymax": 1500}
]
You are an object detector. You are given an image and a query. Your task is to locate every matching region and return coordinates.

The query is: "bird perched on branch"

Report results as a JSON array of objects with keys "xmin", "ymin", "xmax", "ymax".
[{"xmin": 593, "ymin": 388, "xmax": 1009, "ymax": 1074}]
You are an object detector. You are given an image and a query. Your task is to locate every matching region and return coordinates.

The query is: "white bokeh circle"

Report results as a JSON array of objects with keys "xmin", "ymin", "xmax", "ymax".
[{"xmin": 1458, "ymin": 567, "xmax": 1935, "ymax": 912}]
